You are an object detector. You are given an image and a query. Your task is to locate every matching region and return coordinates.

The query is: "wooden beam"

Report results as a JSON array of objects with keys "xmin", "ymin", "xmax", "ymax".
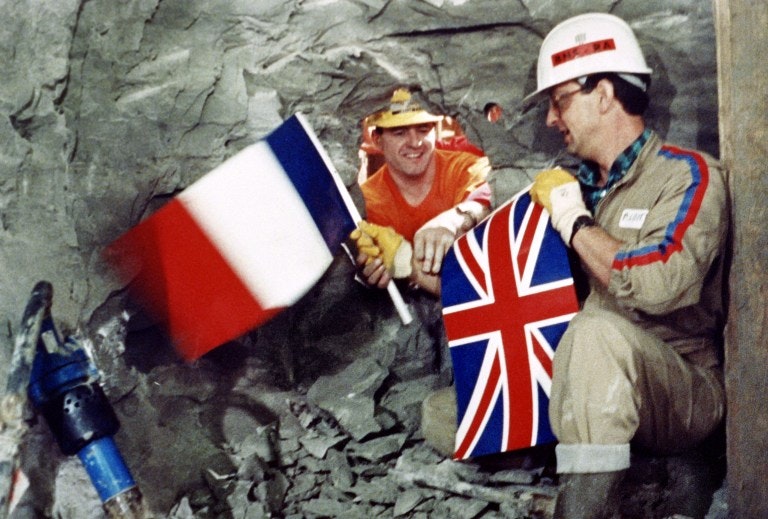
[{"xmin": 714, "ymin": 0, "xmax": 768, "ymax": 516}]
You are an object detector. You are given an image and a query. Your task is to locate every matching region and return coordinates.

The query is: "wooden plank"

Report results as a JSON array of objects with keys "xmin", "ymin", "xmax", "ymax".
[{"xmin": 714, "ymin": 0, "xmax": 768, "ymax": 516}]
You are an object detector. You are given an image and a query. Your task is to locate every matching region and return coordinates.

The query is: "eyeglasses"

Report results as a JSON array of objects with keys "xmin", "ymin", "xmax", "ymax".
[{"xmin": 549, "ymin": 87, "xmax": 584, "ymax": 115}]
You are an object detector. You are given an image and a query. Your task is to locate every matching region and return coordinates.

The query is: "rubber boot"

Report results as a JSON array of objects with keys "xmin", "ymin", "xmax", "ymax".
[{"xmin": 553, "ymin": 470, "xmax": 626, "ymax": 519}]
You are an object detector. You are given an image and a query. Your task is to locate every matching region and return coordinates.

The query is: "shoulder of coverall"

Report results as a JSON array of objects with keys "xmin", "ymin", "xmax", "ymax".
[{"xmin": 617, "ymin": 131, "xmax": 724, "ymax": 195}]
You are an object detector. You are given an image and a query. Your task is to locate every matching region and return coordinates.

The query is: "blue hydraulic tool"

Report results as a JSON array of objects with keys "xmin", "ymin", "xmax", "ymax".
[{"xmin": 27, "ymin": 290, "xmax": 146, "ymax": 518}]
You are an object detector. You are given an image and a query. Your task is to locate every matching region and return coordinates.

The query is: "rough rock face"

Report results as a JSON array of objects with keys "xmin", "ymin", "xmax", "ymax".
[{"xmin": 1, "ymin": 1, "xmax": 722, "ymax": 518}]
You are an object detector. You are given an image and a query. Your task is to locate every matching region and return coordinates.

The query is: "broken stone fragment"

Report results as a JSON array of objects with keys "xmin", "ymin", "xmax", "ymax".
[
  {"xmin": 391, "ymin": 448, "xmax": 557, "ymax": 513},
  {"xmin": 348, "ymin": 433, "xmax": 408, "ymax": 462},
  {"xmin": 251, "ymin": 469, "xmax": 289, "ymax": 515},
  {"xmin": 351, "ymin": 476, "xmax": 400, "ymax": 505},
  {"xmin": 306, "ymin": 358, "xmax": 389, "ymax": 440},
  {"xmin": 231, "ymin": 427, "xmax": 276, "ymax": 465},
  {"xmin": 393, "ymin": 489, "xmax": 423, "ymax": 516},
  {"xmin": 326, "ymin": 448, "xmax": 355, "ymax": 490},
  {"xmin": 489, "ymin": 467, "xmax": 538, "ymax": 485},
  {"xmin": 301, "ymin": 496, "xmax": 355, "ymax": 517},
  {"xmin": 298, "ymin": 430, "xmax": 348, "ymax": 459}
]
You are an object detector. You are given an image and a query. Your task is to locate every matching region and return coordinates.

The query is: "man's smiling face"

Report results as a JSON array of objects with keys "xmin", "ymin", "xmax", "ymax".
[
  {"xmin": 374, "ymin": 123, "xmax": 437, "ymax": 179},
  {"xmin": 546, "ymin": 80, "xmax": 599, "ymax": 161}
]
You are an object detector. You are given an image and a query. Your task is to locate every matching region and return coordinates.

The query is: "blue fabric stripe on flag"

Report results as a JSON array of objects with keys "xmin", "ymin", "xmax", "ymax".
[
  {"xmin": 265, "ymin": 115, "xmax": 356, "ymax": 253},
  {"xmin": 475, "ymin": 392, "xmax": 505, "ymax": 457},
  {"xmin": 535, "ymin": 384, "xmax": 555, "ymax": 445},
  {"xmin": 452, "ymin": 340, "xmax": 503, "ymax": 457},
  {"xmin": 452, "ymin": 339, "xmax": 488, "ymax": 418},
  {"xmin": 439, "ymin": 223, "xmax": 488, "ymax": 308}
]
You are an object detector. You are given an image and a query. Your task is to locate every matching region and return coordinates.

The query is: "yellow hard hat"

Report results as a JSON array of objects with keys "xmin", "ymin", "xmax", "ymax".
[
  {"xmin": 525, "ymin": 13, "xmax": 652, "ymax": 103},
  {"xmin": 369, "ymin": 88, "xmax": 443, "ymax": 129}
]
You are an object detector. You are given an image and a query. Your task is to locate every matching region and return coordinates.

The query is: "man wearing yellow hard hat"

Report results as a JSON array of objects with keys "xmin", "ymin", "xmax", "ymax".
[
  {"xmin": 350, "ymin": 88, "xmax": 491, "ymax": 294},
  {"xmin": 526, "ymin": 13, "xmax": 728, "ymax": 518}
]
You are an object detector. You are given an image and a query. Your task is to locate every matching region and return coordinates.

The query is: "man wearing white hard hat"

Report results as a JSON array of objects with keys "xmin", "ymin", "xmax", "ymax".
[
  {"xmin": 527, "ymin": 13, "xmax": 728, "ymax": 518},
  {"xmin": 350, "ymin": 88, "xmax": 491, "ymax": 294}
]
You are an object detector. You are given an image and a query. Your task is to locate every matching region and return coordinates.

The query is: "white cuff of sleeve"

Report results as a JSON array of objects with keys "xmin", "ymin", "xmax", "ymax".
[{"xmin": 555, "ymin": 443, "xmax": 631, "ymax": 474}]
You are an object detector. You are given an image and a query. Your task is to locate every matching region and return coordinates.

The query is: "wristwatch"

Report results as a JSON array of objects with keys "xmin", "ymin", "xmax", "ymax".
[{"xmin": 570, "ymin": 215, "xmax": 596, "ymax": 246}]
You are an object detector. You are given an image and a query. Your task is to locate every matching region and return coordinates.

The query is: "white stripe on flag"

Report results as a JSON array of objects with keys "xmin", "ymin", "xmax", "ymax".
[{"xmin": 179, "ymin": 142, "xmax": 333, "ymax": 309}]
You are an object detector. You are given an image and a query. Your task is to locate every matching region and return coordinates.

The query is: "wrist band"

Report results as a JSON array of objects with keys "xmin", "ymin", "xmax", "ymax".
[
  {"xmin": 455, "ymin": 206, "xmax": 477, "ymax": 229},
  {"xmin": 570, "ymin": 215, "xmax": 596, "ymax": 246}
]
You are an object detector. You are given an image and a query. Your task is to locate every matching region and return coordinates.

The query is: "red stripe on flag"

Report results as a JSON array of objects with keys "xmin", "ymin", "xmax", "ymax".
[
  {"xmin": 454, "ymin": 353, "xmax": 501, "ymax": 459},
  {"xmin": 106, "ymin": 199, "xmax": 283, "ymax": 360},
  {"xmin": 516, "ymin": 203, "xmax": 543, "ymax": 268},
  {"xmin": 456, "ymin": 236, "xmax": 487, "ymax": 294}
]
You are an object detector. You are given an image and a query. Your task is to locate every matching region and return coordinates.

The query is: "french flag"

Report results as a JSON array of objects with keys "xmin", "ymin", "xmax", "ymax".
[{"xmin": 106, "ymin": 114, "xmax": 357, "ymax": 360}]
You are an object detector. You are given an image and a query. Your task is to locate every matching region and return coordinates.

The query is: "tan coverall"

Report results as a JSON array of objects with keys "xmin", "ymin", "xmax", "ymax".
[{"xmin": 550, "ymin": 132, "xmax": 728, "ymax": 473}]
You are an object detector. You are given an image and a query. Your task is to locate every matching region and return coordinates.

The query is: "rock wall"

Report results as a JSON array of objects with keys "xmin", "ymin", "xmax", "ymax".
[
  {"xmin": 0, "ymin": 0, "xmax": 718, "ymax": 336},
  {"xmin": 0, "ymin": 1, "xmax": 721, "ymax": 517}
]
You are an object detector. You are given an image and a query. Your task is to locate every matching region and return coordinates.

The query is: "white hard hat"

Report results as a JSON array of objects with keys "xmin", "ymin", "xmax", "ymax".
[{"xmin": 525, "ymin": 13, "xmax": 652, "ymax": 102}]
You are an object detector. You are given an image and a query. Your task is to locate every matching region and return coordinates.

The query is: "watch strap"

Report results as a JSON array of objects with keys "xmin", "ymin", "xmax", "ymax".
[{"xmin": 570, "ymin": 215, "xmax": 596, "ymax": 246}]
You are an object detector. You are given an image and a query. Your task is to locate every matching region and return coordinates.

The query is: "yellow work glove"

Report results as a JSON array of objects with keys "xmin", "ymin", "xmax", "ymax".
[
  {"xmin": 530, "ymin": 167, "xmax": 578, "ymax": 214},
  {"xmin": 349, "ymin": 227, "xmax": 381, "ymax": 259},
  {"xmin": 350, "ymin": 221, "xmax": 413, "ymax": 278},
  {"xmin": 530, "ymin": 167, "xmax": 592, "ymax": 246}
]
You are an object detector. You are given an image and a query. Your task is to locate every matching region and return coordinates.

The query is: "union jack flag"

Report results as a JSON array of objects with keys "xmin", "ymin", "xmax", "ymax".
[{"xmin": 441, "ymin": 190, "xmax": 579, "ymax": 459}]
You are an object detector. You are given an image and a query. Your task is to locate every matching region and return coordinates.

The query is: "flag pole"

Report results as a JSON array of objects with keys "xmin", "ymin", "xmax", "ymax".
[
  {"xmin": 296, "ymin": 113, "xmax": 413, "ymax": 325},
  {"xmin": 386, "ymin": 279, "xmax": 413, "ymax": 325}
]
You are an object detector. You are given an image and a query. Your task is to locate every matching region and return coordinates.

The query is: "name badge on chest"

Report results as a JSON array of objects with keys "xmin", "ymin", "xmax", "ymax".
[{"xmin": 619, "ymin": 208, "xmax": 648, "ymax": 229}]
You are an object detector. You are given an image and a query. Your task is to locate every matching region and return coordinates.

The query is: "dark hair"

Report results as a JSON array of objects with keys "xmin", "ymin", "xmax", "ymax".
[{"xmin": 582, "ymin": 73, "xmax": 651, "ymax": 115}]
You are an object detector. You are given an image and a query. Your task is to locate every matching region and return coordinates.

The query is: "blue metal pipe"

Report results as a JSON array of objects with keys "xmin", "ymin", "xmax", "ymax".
[
  {"xmin": 28, "ymin": 314, "xmax": 145, "ymax": 517},
  {"xmin": 77, "ymin": 437, "xmax": 137, "ymax": 503}
]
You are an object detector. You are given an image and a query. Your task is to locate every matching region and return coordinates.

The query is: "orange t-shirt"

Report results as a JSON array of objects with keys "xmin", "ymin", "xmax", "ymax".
[{"xmin": 360, "ymin": 150, "xmax": 490, "ymax": 242}]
